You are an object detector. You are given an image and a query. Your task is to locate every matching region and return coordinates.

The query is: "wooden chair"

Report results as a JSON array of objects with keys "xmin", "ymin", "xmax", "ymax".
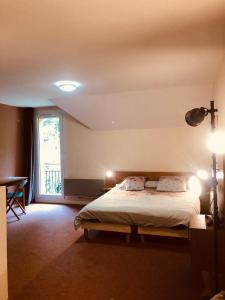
[{"xmin": 6, "ymin": 179, "xmax": 28, "ymax": 220}]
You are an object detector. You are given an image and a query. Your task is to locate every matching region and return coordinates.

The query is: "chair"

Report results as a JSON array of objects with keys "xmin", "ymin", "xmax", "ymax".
[{"xmin": 7, "ymin": 179, "xmax": 28, "ymax": 220}]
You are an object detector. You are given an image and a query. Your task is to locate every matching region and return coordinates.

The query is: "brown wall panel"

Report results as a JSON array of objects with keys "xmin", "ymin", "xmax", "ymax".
[{"xmin": 0, "ymin": 104, "xmax": 24, "ymax": 176}]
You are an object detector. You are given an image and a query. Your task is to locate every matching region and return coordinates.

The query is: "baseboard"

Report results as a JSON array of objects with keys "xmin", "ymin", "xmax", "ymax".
[{"xmin": 35, "ymin": 195, "xmax": 95, "ymax": 205}]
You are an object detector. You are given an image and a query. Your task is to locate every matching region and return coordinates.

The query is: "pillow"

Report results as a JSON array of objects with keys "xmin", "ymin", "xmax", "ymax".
[
  {"xmin": 211, "ymin": 291, "xmax": 225, "ymax": 300},
  {"xmin": 145, "ymin": 180, "xmax": 158, "ymax": 188},
  {"xmin": 157, "ymin": 176, "xmax": 187, "ymax": 192},
  {"xmin": 120, "ymin": 176, "xmax": 145, "ymax": 191}
]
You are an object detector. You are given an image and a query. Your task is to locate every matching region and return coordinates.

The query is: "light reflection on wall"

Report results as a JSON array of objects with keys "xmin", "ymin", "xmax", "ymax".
[{"xmin": 188, "ymin": 176, "xmax": 202, "ymax": 197}]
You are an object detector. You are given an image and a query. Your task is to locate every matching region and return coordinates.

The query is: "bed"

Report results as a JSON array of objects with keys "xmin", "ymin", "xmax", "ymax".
[{"xmin": 74, "ymin": 171, "xmax": 201, "ymax": 242}]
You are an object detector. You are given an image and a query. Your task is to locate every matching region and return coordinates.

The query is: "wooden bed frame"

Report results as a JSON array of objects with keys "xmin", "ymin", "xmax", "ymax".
[
  {"xmin": 82, "ymin": 221, "xmax": 132, "ymax": 243},
  {"xmin": 81, "ymin": 171, "xmax": 193, "ymax": 242}
]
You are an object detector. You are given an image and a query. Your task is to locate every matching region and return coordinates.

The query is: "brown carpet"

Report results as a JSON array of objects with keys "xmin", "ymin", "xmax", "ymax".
[{"xmin": 7, "ymin": 204, "xmax": 202, "ymax": 300}]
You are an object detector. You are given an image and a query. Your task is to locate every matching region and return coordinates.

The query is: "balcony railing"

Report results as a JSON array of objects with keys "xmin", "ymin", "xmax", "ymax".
[{"xmin": 45, "ymin": 170, "xmax": 61, "ymax": 195}]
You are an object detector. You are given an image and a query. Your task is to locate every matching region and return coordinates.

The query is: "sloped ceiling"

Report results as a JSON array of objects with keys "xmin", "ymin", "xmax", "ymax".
[
  {"xmin": 0, "ymin": 0, "xmax": 225, "ymax": 129},
  {"xmin": 54, "ymin": 85, "xmax": 212, "ymax": 130}
]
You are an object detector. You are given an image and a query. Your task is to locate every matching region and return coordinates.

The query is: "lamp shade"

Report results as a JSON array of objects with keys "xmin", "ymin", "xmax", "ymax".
[{"xmin": 185, "ymin": 107, "xmax": 207, "ymax": 127}]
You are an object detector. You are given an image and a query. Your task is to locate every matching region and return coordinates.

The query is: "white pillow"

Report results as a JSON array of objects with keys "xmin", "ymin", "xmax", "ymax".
[
  {"xmin": 157, "ymin": 176, "xmax": 187, "ymax": 192},
  {"xmin": 210, "ymin": 291, "xmax": 225, "ymax": 300},
  {"xmin": 145, "ymin": 181, "xmax": 158, "ymax": 188},
  {"xmin": 120, "ymin": 176, "xmax": 145, "ymax": 191}
]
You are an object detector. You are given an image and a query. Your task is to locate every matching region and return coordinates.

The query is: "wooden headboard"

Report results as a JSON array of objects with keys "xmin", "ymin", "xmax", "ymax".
[
  {"xmin": 105, "ymin": 171, "xmax": 193, "ymax": 188},
  {"xmin": 104, "ymin": 170, "xmax": 212, "ymax": 214}
]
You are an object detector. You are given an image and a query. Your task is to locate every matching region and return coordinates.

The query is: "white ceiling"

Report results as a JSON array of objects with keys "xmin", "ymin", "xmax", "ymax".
[{"xmin": 1, "ymin": 0, "xmax": 225, "ymax": 128}]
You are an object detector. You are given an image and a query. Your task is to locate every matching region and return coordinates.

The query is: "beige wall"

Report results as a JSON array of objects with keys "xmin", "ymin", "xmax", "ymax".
[
  {"xmin": 53, "ymin": 84, "xmax": 212, "ymax": 130},
  {"xmin": 64, "ymin": 113, "xmax": 211, "ymax": 179},
  {"xmin": 214, "ymin": 57, "xmax": 225, "ymax": 128},
  {"xmin": 0, "ymin": 104, "xmax": 24, "ymax": 177},
  {"xmin": 213, "ymin": 56, "xmax": 225, "ymax": 216}
]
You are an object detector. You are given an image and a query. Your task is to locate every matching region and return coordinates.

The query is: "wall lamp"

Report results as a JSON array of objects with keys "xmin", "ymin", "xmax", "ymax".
[
  {"xmin": 185, "ymin": 100, "xmax": 224, "ymax": 293},
  {"xmin": 106, "ymin": 170, "xmax": 113, "ymax": 178},
  {"xmin": 185, "ymin": 106, "xmax": 216, "ymax": 127}
]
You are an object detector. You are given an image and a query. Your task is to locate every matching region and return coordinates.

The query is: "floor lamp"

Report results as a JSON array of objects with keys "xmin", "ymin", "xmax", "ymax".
[{"xmin": 185, "ymin": 100, "xmax": 223, "ymax": 293}]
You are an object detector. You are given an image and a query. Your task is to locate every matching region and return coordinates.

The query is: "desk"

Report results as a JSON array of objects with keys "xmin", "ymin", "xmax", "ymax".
[
  {"xmin": 0, "ymin": 177, "xmax": 27, "ymax": 187},
  {"xmin": 0, "ymin": 177, "xmax": 28, "ymax": 209}
]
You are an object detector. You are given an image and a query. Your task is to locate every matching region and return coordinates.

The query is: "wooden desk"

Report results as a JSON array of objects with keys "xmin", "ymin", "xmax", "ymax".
[
  {"xmin": 0, "ymin": 177, "xmax": 27, "ymax": 300},
  {"xmin": 0, "ymin": 177, "xmax": 28, "ymax": 209},
  {"xmin": 0, "ymin": 177, "xmax": 27, "ymax": 187}
]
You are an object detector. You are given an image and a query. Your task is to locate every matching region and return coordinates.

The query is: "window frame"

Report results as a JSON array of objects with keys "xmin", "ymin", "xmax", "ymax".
[{"xmin": 35, "ymin": 109, "xmax": 65, "ymax": 202}]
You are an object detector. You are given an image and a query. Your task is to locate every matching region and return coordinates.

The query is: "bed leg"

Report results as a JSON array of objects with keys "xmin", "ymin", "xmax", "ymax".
[
  {"xmin": 126, "ymin": 233, "xmax": 131, "ymax": 243},
  {"xmin": 84, "ymin": 229, "xmax": 89, "ymax": 241},
  {"xmin": 140, "ymin": 234, "xmax": 145, "ymax": 243}
]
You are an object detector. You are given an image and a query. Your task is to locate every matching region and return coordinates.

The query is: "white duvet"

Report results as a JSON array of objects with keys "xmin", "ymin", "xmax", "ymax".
[{"xmin": 74, "ymin": 186, "xmax": 200, "ymax": 229}]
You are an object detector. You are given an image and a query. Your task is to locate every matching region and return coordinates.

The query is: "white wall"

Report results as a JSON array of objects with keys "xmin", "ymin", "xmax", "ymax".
[
  {"xmin": 36, "ymin": 105, "xmax": 212, "ymax": 180},
  {"xmin": 64, "ymin": 113, "xmax": 211, "ymax": 179},
  {"xmin": 213, "ymin": 56, "xmax": 225, "ymax": 216},
  {"xmin": 214, "ymin": 57, "xmax": 225, "ymax": 128}
]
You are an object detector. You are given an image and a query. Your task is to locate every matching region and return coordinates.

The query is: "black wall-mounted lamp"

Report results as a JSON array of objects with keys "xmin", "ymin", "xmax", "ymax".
[
  {"xmin": 185, "ymin": 101, "xmax": 217, "ymax": 127},
  {"xmin": 185, "ymin": 100, "xmax": 220, "ymax": 293}
]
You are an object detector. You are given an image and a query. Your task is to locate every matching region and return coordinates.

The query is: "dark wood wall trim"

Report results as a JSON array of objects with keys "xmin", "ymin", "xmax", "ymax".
[{"xmin": 64, "ymin": 179, "xmax": 104, "ymax": 197}]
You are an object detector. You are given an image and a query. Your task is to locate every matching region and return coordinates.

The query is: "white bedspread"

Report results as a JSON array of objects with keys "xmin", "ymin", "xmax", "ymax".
[{"xmin": 74, "ymin": 187, "xmax": 200, "ymax": 229}]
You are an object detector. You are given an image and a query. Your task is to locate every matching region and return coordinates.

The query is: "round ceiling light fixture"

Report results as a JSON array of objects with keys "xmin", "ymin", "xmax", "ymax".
[{"xmin": 54, "ymin": 80, "xmax": 81, "ymax": 92}]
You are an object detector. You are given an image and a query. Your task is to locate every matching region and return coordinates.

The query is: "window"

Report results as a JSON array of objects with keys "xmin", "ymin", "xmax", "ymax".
[{"xmin": 36, "ymin": 113, "xmax": 63, "ymax": 198}]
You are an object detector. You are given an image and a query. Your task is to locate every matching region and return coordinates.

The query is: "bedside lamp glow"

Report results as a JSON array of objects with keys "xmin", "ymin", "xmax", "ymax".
[
  {"xmin": 196, "ymin": 170, "xmax": 209, "ymax": 180},
  {"xmin": 106, "ymin": 170, "xmax": 113, "ymax": 178},
  {"xmin": 216, "ymin": 171, "xmax": 224, "ymax": 180},
  {"xmin": 207, "ymin": 131, "xmax": 225, "ymax": 154},
  {"xmin": 188, "ymin": 176, "xmax": 202, "ymax": 197}
]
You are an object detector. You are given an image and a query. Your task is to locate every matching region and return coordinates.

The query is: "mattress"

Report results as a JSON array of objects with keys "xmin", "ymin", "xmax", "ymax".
[{"xmin": 74, "ymin": 186, "xmax": 200, "ymax": 229}]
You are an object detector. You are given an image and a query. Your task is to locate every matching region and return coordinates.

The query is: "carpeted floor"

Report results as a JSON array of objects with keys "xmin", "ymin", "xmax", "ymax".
[{"xmin": 7, "ymin": 204, "xmax": 202, "ymax": 300}]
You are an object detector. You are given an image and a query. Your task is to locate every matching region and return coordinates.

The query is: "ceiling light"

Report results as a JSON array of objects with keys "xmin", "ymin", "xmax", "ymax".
[{"xmin": 54, "ymin": 80, "xmax": 81, "ymax": 92}]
